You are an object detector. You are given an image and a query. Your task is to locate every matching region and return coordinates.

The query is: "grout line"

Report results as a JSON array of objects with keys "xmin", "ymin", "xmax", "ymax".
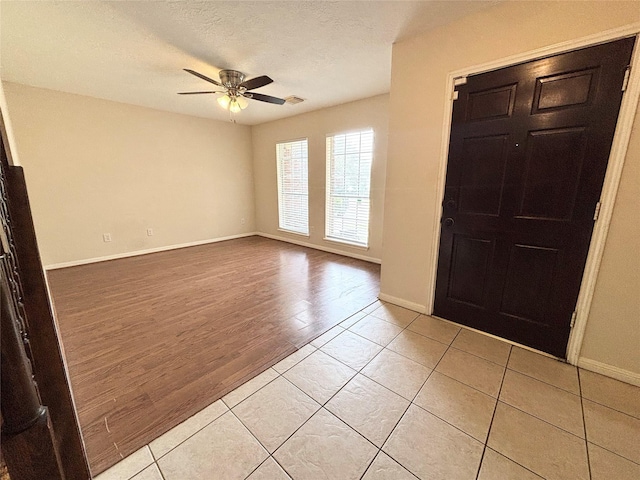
[
  {"xmin": 270, "ymin": 455, "xmax": 293, "ymax": 480},
  {"xmin": 475, "ymin": 350, "xmax": 585, "ymax": 478},
  {"xmin": 228, "ymin": 408, "xmax": 275, "ymax": 460},
  {"xmin": 273, "ymin": 344, "xmax": 318, "ymax": 374},
  {"xmin": 496, "ymin": 400, "xmax": 593, "ymax": 441},
  {"xmin": 582, "ymin": 442, "xmax": 640, "ymax": 467},
  {"xmin": 146, "ymin": 448, "xmax": 167, "ymax": 480},
  {"xmin": 242, "ymin": 455, "xmax": 272, "ymax": 479},
  {"xmin": 345, "ymin": 321, "xmax": 407, "ymax": 349},
  {"xmin": 504, "ymin": 364, "xmax": 581, "ymax": 395},
  {"xmin": 482, "ymin": 448, "xmax": 545, "ymax": 480},
  {"xmin": 370, "ymin": 327, "xmax": 463, "ymax": 477},
  {"xmin": 578, "ymin": 369, "xmax": 594, "ymax": 480},
  {"xmin": 223, "ymin": 368, "xmax": 281, "ymax": 409},
  {"xmin": 579, "ymin": 392, "xmax": 640, "ymax": 421},
  {"xmin": 475, "ymin": 346, "xmax": 512, "ymax": 480},
  {"xmin": 358, "ymin": 451, "xmax": 382, "ymax": 480},
  {"xmin": 149, "ymin": 406, "xmax": 230, "ymax": 462},
  {"xmin": 155, "ymin": 461, "xmax": 167, "ymax": 480}
]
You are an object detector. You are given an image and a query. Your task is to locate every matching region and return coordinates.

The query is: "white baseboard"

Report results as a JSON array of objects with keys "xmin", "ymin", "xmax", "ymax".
[
  {"xmin": 257, "ymin": 232, "xmax": 381, "ymax": 264},
  {"xmin": 578, "ymin": 357, "xmax": 640, "ymax": 387},
  {"xmin": 377, "ymin": 292, "xmax": 426, "ymax": 314},
  {"xmin": 44, "ymin": 232, "xmax": 258, "ymax": 270}
]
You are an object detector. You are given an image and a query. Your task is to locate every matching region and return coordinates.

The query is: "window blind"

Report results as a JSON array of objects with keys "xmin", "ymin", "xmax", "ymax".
[
  {"xmin": 276, "ymin": 139, "xmax": 309, "ymax": 235},
  {"xmin": 325, "ymin": 129, "xmax": 374, "ymax": 246}
]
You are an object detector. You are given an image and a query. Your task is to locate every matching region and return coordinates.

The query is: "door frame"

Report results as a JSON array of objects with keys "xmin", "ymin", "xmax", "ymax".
[{"xmin": 427, "ymin": 23, "xmax": 640, "ymax": 365}]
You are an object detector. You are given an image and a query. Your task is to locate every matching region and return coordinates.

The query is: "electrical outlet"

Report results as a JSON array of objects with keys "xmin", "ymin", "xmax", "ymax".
[
  {"xmin": 147, "ymin": 228, "xmax": 153, "ymax": 236},
  {"xmin": 103, "ymin": 233, "xmax": 112, "ymax": 242},
  {"xmin": 241, "ymin": 218, "xmax": 246, "ymax": 225}
]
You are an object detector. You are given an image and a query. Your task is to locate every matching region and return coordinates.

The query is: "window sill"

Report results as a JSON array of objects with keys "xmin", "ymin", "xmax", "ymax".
[
  {"xmin": 324, "ymin": 237, "xmax": 369, "ymax": 250},
  {"xmin": 278, "ymin": 228, "xmax": 310, "ymax": 238}
]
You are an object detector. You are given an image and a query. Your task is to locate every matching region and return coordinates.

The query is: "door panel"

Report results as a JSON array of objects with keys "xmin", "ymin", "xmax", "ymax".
[
  {"xmin": 434, "ymin": 37, "xmax": 635, "ymax": 357},
  {"xmin": 499, "ymin": 244, "xmax": 558, "ymax": 323},
  {"xmin": 448, "ymin": 235, "xmax": 494, "ymax": 306},
  {"xmin": 518, "ymin": 127, "xmax": 587, "ymax": 220},
  {"xmin": 467, "ymin": 83, "xmax": 517, "ymax": 120},
  {"xmin": 458, "ymin": 135, "xmax": 509, "ymax": 216}
]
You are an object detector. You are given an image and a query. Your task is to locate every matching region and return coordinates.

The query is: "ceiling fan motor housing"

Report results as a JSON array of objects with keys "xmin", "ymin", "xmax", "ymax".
[{"xmin": 219, "ymin": 70, "xmax": 246, "ymax": 88}]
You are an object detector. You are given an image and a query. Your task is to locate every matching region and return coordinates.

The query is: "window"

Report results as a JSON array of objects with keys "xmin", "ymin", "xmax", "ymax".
[
  {"xmin": 276, "ymin": 139, "xmax": 309, "ymax": 235},
  {"xmin": 325, "ymin": 129, "xmax": 374, "ymax": 247}
]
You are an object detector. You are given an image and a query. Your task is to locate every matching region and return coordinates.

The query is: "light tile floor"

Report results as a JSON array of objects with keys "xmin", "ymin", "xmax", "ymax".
[{"xmin": 94, "ymin": 301, "xmax": 640, "ymax": 480}]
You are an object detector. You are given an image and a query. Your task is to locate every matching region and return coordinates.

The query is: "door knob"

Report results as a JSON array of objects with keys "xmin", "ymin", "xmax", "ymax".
[{"xmin": 443, "ymin": 218, "xmax": 455, "ymax": 227}]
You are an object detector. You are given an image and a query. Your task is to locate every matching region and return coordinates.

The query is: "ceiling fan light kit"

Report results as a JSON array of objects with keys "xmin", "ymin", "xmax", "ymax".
[{"xmin": 179, "ymin": 68, "xmax": 286, "ymax": 115}]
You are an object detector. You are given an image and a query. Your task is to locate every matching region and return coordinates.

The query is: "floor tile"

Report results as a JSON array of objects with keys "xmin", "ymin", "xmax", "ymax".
[
  {"xmin": 383, "ymin": 404, "xmax": 484, "ymax": 480},
  {"xmin": 387, "ymin": 330, "xmax": 448, "ymax": 369},
  {"xmin": 247, "ymin": 457, "xmax": 291, "ymax": 479},
  {"xmin": 362, "ymin": 300, "xmax": 385, "ymax": 314},
  {"xmin": 222, "ymin": 368, "xmax": 279, "ymax": 408},
  {"xmin": 583, "ymin": 399, "xmax": 640, "ymax": 463},
  {"xmin": 274, "ymin": 408, "xmax": 377, "ymax": 480},
  {"xmin": 414, "ymin": 371, "xmax": 496, "ymax": 442},
  {"xmin": 94, "ymin": 446, "xmax": 154, "ymax": 480},
  {"xmin": 361, "ymin": 452, "xmax": 417, "ymax": 480},
  {"xmin": 436, "ymin": 348, "xmax": 505, "ymax": 397},
  {"xmin": 361, "ymin": 348, "xmax": 431, "ymax": 400},
  {"xmin": 477, "ymin": 449, "xmax": 543, "ymax": 480},
  {"xmin": 349, "ymin": 315, "xmax": 404, "ymax": 346},
  {"xmin": 588, "ymin": 442, "xmax": 640, "ymax": 480},
  {"xmin": 272, "ymin": 344, "xmax": 316, "ymax": 374},
  {"xmin": 368, "ymin": 303, "xmax": 419, "ymax": 328},
  {"xmin": 130, "ymin": 464, "xmax": 164, "ymax": 480},
  {"xmin": 580, "ymin": 369, "xmax": 640, "ymax": 419},
  {"xmin": 233, "ymin": 376, "xmax": 320, "ymax": 452},
  {"xmin": 451, "ymin": 329, "xmax": 511, "ymax": 366},
  {"xmin": 158, "ymin": 412, "xmax": 267, "ymax": 480},
  {"xmin": 340, "ymin": 310, "xmax": 367, "ymax": 328},
  {"xmin": 149, "ymin": 400, "xmax": 228, "ymax": 458},
  {"xmin": 500, "ymin": 369, "xmax": 584, "ymax": 437},
  {"xmin": 508, "ymin": 347, "xmax": 579, "ymax": 394},
  {"xmin": 321, "ymin": 330, "xmax": 382, "ymax": 370},
  {"xmin": 311, "ymin": 325, "xmax": 345, "ymax": 348},
  {"xmin": 326, "ymin": 374, "xmax": 410, "ymax": 447},
  {"xmin": 407, "ymin": 315, "xmax": 460, "ymax": 345},
  {"xmin": 488, "ymin": 402, "xmax": 589, "ymax": 480},
  {"xmin": 283, "ymin": 349, "xmax": 357, "ymax": 403}
]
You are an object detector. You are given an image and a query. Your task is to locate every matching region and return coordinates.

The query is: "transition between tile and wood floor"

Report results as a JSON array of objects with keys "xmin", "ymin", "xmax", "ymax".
[{"xmin": 94, "ymin": 301, "xmax": 640, "ymax": 480}]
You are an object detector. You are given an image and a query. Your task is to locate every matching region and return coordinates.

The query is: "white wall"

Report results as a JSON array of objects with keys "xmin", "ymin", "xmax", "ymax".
[
  {"xmin": 252, "ymin": 95, "xmax": 388, "ymax": 262},
  {"xmin": 3, "ymin": 82, "xmax": 255, "ymax": 266},
  {"xmin": 382, "ymin": 1, "xmax": 640, "ymax": 377}
]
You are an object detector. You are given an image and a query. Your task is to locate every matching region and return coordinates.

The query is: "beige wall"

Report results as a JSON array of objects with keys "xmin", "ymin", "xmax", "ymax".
[
  {"xmin": 252, "ymin": 95, "xmax": 388, "ymax": 261},
  {"xmin": 581, "ymin": 106, "xmax": 640, "ymax": 375},
  {"xmin": 3, "ymin": 82, "xmax": 255, "ymax": 266},
  {"xmin": 382, "ymin": 2, "xmax": 640, "ymax": 373}
]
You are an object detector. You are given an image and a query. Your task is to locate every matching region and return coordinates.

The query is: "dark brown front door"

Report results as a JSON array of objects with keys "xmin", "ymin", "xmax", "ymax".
[{"xmin": 433, "ymin": 37, "xmax": 635, "ymax": 358}]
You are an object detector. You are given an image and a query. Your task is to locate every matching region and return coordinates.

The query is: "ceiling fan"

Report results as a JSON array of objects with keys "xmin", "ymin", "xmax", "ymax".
[{"xmin": 179, "ymin": 69, "xmax": 286, "ymax": 113}]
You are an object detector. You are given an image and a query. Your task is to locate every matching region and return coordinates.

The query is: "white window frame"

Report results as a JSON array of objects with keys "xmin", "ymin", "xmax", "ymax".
[
  {"xmin": 276, "ymin": 139, "xmax": 309, "ymax": 236},
  {"xmin": 325, "ymin": 129, "xmax": 374, "ymax": 248}
]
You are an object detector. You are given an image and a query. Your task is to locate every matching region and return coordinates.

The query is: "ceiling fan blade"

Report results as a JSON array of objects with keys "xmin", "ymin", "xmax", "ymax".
[
  {"xmin": 177, "ymin": 91, "xmax": 222, "ymax": 95},
  {"xmin": 240, "ymin": 75, "xmax": 273, "ymax": 91},
  {"xmin": 247, "ymin": 92, "xmax": 286, "ymax": 105},
  {"xmin": 184, "ymin": 69, "xmax": 222, "ymax": 86}
]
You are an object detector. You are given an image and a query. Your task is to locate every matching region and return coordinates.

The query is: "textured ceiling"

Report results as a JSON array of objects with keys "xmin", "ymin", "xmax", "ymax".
[{"xmin": 0, "ymin": 1, "xmax": 497, "ymax": 125}]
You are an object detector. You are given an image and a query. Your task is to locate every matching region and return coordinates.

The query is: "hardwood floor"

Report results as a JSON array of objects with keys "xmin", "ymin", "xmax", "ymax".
[{"xmin": 46, "ymin": 236, "xmax": 380, "ymax": 475}]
